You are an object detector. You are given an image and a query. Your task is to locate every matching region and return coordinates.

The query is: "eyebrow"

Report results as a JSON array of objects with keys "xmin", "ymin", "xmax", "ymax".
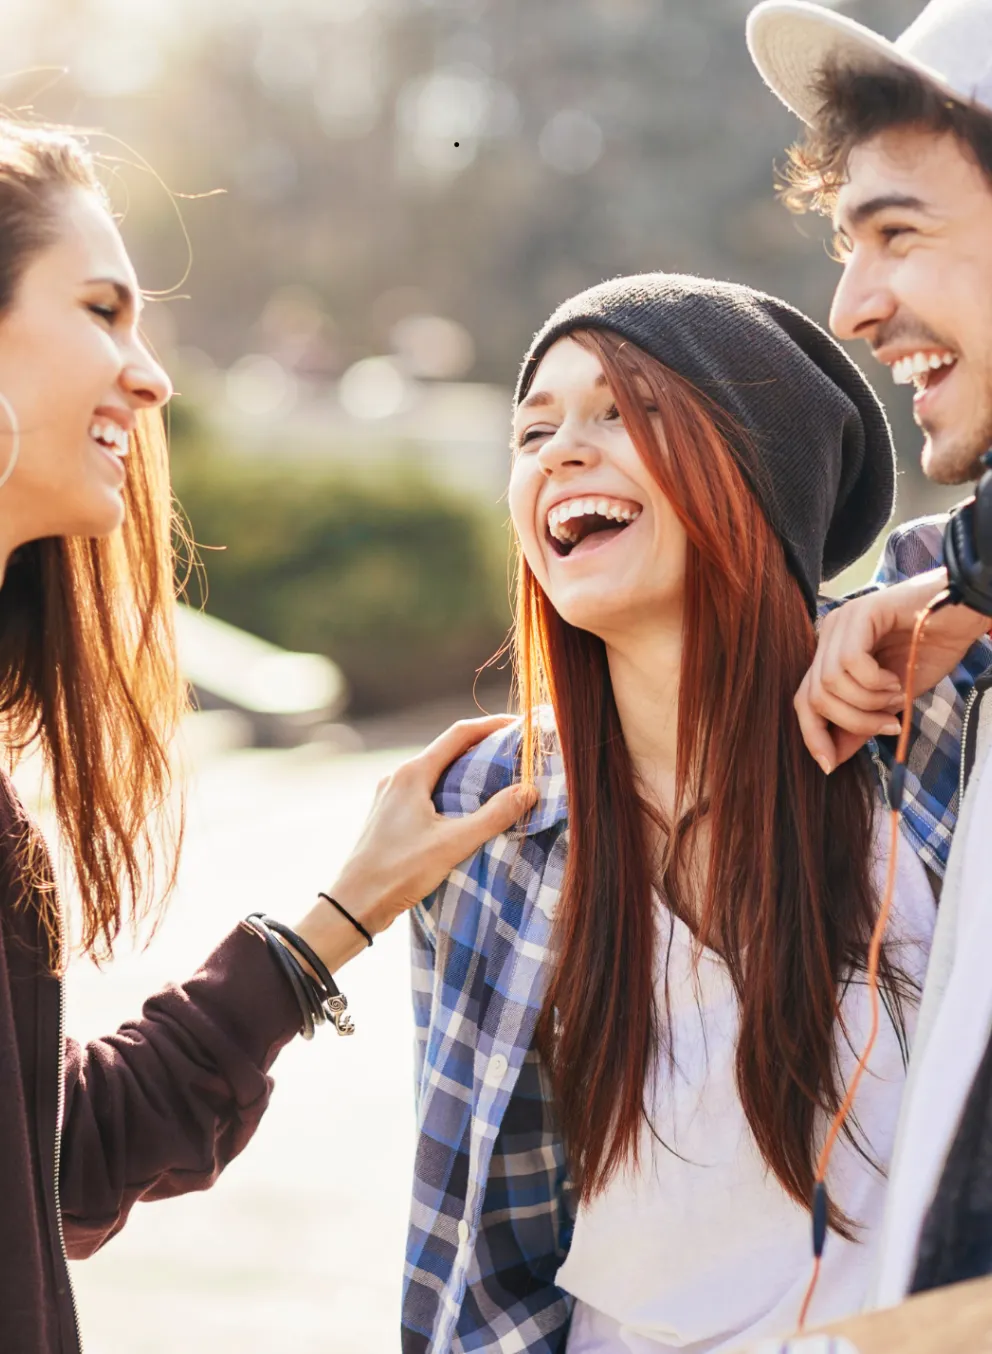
[
  {"xmin": 835, "ymin": 193, "xmax": 935, "ymax": 232},
  {"xmin": 86, "ymin": 277, "xmax": 143, "ymax": 316},
  {"xmin": 517, "ymin": 371, "xmax": 608, "ymax": 412}
]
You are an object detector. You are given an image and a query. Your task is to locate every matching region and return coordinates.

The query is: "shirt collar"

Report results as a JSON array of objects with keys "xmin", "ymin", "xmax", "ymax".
[{"xmin": 509, "ymin": 713, "xmax": 569, "ymax": 836}]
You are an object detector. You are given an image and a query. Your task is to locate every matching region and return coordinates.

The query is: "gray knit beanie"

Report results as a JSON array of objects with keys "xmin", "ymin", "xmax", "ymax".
[{"xmin": 514, "ymin": 272, "xmax": 896, "ymax": 616}]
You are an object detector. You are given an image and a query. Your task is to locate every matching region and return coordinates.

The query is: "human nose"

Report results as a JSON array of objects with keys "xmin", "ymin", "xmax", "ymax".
[
  {"xmin": 119, "ymin": 336, "xmax": 173, "ymax": 410},
  {"xmin": 536, "ymin": 419, "xmax": 600, "ymax": 477},
  {"xmin": 829, "ymin": 251, "xmax": 896, "ymax": 344}
]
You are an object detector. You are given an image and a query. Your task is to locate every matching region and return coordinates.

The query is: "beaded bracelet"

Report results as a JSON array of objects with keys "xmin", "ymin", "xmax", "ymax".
[{"xmin": 245, "ymin": 913, "xmax": 355, "ymax": 1038}]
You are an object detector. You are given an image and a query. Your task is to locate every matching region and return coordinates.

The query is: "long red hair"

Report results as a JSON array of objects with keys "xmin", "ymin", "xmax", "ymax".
[{"xmin": 516, "ymin": 329, "xmax": 908, "ymax": 1228}]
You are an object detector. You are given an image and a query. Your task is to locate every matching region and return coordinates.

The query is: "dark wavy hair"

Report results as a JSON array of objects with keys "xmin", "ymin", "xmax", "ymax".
[{"xmin": 781, "ymin": 60, "xmax": 992, "ymax": 216}]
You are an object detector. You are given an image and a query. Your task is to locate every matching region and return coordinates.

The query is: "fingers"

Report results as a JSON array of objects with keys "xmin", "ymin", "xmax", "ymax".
[
  {"xmin": 795, "ymin": 597, "xmax": 911, "ymax": 773},
  {"xmin": 807, "ymin": 687, "xmax": 900, "ymax": 741},
  {"xmin": 834, "ymin": 648, "xmax": 903, "ymax": 695},
  {"xmin": 794, "ymin": 674, "xmax": 842, "ymax": 775},
  {"xmin": 448, "ymin": 783, "xmax": 539, "ymax": 860},
  {"xmin": 795, "ymin": 665, "xmax": 903, "ymax": 775},
  {"xmin": 414, "ymin": 715, "xmax": 520, "ymax": 786},
  {"xmin": 810, "ymin": 664, "xmax": 903, "ymax": 714},
  {"xmin": 816, "ymin": 605, "xmax": 903, "ymax": 697},
  {"xmin": 833, "ymin": 725, "xmax": 889, "ymax": 769}
]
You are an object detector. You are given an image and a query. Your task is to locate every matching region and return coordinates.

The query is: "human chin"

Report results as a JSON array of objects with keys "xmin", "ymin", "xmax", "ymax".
[
  {"xmin": 60, "ymin": 483, "xmax": 125, "ymax": 537},
  {"xmin": 544, "ymin": 575, "xmax": 636, "ymax": 636},
  {"xmin": 68, "ymin": 452, "xmax": 128, "ymax": 535},
  {"xmin": 920, "ymin": 408, "xmax": 992, "ymax": 486},
  {"xmin": 916, "ymin": 350, "xmax": 992, "ymax": 482}
]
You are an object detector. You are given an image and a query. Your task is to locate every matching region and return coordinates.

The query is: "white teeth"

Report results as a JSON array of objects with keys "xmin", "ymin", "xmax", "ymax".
[
  {"xmin": 891, "ymin": 352, "xmax": 955, "ymax": 387},
  {"xmin": 89, "ymin": 421, "xmax": 128, "ymax": 453},
  {"xmin": 892, "ymin": 358, "xmax": 913, "ymax": 386},
  {"xmin": 546, "ymin": 496, "xmax": 643, "ymax": 545}
]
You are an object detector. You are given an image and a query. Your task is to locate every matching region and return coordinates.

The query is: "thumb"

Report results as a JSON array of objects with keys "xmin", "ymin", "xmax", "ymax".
[
  {"xmin": 831, "ymin": 727, "xmax": 873, "ymax": 769},
  {"xmin": 450, "ymin": 784, "xmax": 538, "ymax": 857}
]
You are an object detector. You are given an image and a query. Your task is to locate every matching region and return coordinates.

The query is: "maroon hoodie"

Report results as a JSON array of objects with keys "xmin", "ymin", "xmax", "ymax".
[{"xmin": 0, "ymin": 773, "xmax": 302, "ymax": 1353}]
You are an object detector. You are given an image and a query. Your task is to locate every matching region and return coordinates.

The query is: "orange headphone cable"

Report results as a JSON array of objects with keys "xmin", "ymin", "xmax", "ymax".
[{"xmin": 796, "ymin": 589, "xmax": 951, "ymax": 1332}]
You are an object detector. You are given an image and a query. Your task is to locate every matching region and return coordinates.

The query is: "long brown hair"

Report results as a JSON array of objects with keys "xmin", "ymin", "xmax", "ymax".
[
  {"xmin": 0, "ymin": 120, "xmax": 186, "ymax": 966},
  {"xmin": 516, "ymin": 329, "xmax": 907, "ymax": 1229}
]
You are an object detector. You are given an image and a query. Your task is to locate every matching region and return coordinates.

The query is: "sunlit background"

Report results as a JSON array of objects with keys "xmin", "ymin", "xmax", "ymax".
[{"xmin": 3, "ymin": 0, "xmax": 952, "ymax": 1349}]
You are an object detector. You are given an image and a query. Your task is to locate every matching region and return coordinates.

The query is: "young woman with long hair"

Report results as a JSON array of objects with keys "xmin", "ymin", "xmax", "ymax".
[
  {"xmin": 0, "ymin": 117, "xmax": 535, "ymax": 1354},
  {"xmin": 405, "ymin": 274, "xmax": 942, "ymax": 1353}
]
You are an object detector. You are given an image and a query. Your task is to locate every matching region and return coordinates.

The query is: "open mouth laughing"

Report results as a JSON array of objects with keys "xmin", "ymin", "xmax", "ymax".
[
  {"xmin": 888, "ymin": 348, "xmax": 957, "ymax": 400},
  {"xmin": 546, "ymin": 494, "xmax": 643, "ymax": 558},
  {"xmin": 88, "ymin": 419, "xmax": 130, "ymax": 457}
]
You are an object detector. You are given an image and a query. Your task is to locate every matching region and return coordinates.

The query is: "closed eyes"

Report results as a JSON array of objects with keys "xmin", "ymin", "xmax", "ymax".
[
  {"xmin": 88, "ymin": 302, "xmax": 121, "ymax": 325},
  {"xmin": 516, "ymin": 401, "xmax": 657, "ymax": 448}
]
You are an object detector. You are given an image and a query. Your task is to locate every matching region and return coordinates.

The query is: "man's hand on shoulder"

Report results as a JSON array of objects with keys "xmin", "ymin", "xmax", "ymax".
[{"xmin": 796, "ymin": 569, "xmax": 989, "ymax": 773}]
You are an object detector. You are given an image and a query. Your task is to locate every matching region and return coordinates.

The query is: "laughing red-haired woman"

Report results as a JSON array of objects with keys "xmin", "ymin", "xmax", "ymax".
[
  {"xmin": 0, "ymin": 119, "xmax": 536, "ymax": 1354},
  {"xmin": 404, "ymin": 275, "xmax": 945, "ymax": 1354}
]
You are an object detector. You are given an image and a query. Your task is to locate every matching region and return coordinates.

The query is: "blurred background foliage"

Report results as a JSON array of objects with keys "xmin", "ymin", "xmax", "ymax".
[
  {"xmin": 171, "ymin": 414, "xmax": 512, "ymax": 713},
  {"xmin": 4, "ymin": 0, "xmax": 952, "ymax": 711}
]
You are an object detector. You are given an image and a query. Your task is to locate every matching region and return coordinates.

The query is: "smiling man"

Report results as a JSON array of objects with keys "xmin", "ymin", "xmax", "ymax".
[
  {"xmin": 828, "ymin": 128, "xmax": 986, "ymax": 484},
  {"xmin": 746, "ymin": 0, "xmax": 992, "ymax": 1325}
]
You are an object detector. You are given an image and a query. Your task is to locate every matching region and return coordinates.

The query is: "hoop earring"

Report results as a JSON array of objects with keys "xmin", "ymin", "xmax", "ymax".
[{"xmin": 0, "ymin": 392, "xmax": 19, "ymax": 492}]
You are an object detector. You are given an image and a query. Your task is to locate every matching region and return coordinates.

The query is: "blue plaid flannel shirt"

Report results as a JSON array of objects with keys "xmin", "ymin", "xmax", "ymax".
[{"xmin": 404, "ymin": 515, "xmax": 992, "ymax": 1354}]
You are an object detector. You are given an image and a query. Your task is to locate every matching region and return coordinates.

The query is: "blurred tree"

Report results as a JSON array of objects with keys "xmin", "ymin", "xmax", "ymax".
[
  {"xmin": 171, "ymin": 425, "xmax": 512, "ymax": 713},
  {"xmin": 7, "ymin": 0, "xmax": 958, "ymax": 713}
]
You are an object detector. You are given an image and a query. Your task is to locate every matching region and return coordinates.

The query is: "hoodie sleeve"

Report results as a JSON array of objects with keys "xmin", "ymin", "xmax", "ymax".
[{"xmin": 59, "ymin": 921, "xmax": 301, "ymax": 1257}]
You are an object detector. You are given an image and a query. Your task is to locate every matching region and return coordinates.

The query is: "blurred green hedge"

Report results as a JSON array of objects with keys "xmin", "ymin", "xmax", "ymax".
[{"xmin": 172, "ymin": 443, "xmax": 513, "ymax": 715}]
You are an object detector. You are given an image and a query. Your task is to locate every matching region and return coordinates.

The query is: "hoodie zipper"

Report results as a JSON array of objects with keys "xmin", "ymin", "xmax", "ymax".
[
  {"xmin": 53, "ymin": 893, "xmax": 83, "ymax": 1354},
  {"xmin": 959, "ymin": 686, "xmax": 981, "ymax": 806},
  {"xmin": 959, "ymin": 668, "xmax": 992, "ymax": 807}
]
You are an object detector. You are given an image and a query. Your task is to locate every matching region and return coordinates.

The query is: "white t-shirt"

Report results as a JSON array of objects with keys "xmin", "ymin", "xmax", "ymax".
[
  {"xmin": 557, "ymin": 820, "xmax": 935, "ymax": 1354},
  {"xmin": 872, "ymin": 740, "xmax": 992, "ymax": 1306}
]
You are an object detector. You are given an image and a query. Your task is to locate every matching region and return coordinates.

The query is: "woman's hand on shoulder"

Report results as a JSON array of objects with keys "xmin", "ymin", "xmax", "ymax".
[{"xmin": 314, "ymin": 715, "xmax": 536, "ymax": 940}]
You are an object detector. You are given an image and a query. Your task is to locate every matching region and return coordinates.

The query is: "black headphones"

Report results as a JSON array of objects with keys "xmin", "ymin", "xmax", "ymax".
[{"xmin": 943, "ymin": 449, "xmax": 992, "ymax": 616}]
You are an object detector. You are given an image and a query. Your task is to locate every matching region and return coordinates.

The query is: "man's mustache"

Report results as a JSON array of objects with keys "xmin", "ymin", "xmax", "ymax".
[{"xmin": 870, "ymin": 316, "xmax": 954, "ymax": 357}]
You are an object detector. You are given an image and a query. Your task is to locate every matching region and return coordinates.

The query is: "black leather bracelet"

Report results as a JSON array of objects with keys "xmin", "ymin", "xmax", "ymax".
[
  {"xmin": 318, "ymin": 891, "xmax": 374, "ymax": 947},
  {"xmin": 245, "ymin": 915, "xmax": 315, "ymax": 1040},
  {"xmin": 262, "ymin": 915, "xmax": 339, "ymax": 998},
  {"xmin": 245, "ymin": 913, "xmax": 355, "ymax": 1037}
]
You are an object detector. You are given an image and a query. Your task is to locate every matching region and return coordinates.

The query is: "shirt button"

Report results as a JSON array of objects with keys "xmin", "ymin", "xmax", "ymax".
[
  {"xmin": 484, "ymin": 1054, "xmax": 508, "ymax": 1086},
  {"xmin": 457, "ymin": 1218, "xmax": 470, "ymax": 1245}
]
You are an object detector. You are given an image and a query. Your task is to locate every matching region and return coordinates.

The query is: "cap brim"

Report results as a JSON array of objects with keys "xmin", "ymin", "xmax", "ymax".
[{"xmin": 746, "ymin": 0, "xmax": 960, "ymax": 125}]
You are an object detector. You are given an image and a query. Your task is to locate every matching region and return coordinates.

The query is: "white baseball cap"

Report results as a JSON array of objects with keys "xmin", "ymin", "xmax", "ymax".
[{"xmin": 746, "ymin": 0, "xmax": 992, "ymax": 126}]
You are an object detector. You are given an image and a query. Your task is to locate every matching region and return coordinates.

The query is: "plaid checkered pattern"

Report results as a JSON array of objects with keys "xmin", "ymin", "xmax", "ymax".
[
  {"xmin": 861, "ymin": 515, "xmax": 992, "ymax": 874},
  {"xmin": 404, "ymin": 515, "xmax": 992, "ymax": 1354}
]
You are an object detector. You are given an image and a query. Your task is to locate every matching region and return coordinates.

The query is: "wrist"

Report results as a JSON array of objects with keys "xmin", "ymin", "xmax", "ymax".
[
  {"xmin": 903, "ymin": 567, "xmax": 950, "ymax": 611},
  {"xmin": 291, "ymin": 899, "xmax": 368, "ymax": 978},
  {"xmin": 324, "ymin": 861, "xmax": 401, "ymax": 937},
  {"xmin": 922, "ymin": 567, "xmax": 990, "ymax": 640}
]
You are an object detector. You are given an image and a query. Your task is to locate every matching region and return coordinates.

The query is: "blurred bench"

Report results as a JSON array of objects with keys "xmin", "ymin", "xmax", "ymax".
[{"xmin": 175, "ymin": 604, "xmax": 348, "ymax": 747}]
